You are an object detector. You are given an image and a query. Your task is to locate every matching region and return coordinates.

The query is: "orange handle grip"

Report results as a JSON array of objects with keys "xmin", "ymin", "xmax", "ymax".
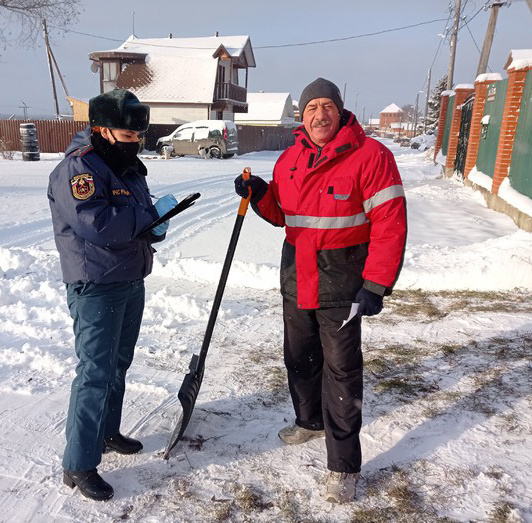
[{"xmin": 237, "ymin": 166, "xmax": 252, "ymax": 216}]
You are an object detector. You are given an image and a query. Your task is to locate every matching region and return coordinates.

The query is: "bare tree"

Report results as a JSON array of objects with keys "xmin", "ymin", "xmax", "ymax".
[{"xmin": 0, "ymin": 0, "xmax": 82, "ymax": 49}]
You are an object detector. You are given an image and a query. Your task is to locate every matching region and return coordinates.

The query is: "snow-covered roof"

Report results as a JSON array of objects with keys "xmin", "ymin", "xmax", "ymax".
[
  {"xmin": 454, "ymin": 84, "xmax": 474, "ymax": 90},
  {"xmin": 380, "ymin": 103, "xmax": 403, "ymax": 114},
  {"xmin": 504, "ymin": 49, "xmax": 532, "ymax": 71},
  {"xmin": 475, "ymin": 73, "xmax": 503, "ymax": 83},
  {"xmin": 234, "ymin": 92, "xmax": 294, "ymax": 122},
  {"xmin": 91, "ymin": 35, "xmax": 255, "ymax": 104},
  {"xmin": 441, "ymin": 90, "xmax": 455, "ymax": 97},
  {"xmin": 368, "ymin": 118, "xmax": 380, "ymax": 125},
  {"xmin": 391, "ymin": 122, "xmax": 410, "ymax": 129}
]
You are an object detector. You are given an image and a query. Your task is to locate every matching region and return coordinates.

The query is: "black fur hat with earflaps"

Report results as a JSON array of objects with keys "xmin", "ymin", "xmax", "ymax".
[{"xmin": 89, "ymin": 89, "xmax": 150, "ymax": 132}]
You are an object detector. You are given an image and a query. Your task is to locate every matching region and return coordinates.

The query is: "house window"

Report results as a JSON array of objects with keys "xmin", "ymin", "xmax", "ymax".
[
  {"xmin": 216, "ymin": 111, "xmax": 223, "ymax": 120},
  {"xmin": 232, "ymin": 68, "xmax": 239, "ymax": 86},
  {"xmin": 102, "ymin": 62, "xmax": 119, "ymax": 81},
  {"xmin": 102, "ymin": 61, "xmax": 120, "ymax": 92},
  {"xmin": 217, "ymin": 64, "xmax": 226, "ymax": 84}
]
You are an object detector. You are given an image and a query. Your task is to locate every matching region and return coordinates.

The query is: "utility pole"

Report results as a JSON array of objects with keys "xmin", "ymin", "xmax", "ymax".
[
  {"xmin": 18, "ymin": 101, "xmax": 29, "ymax": 119},
  {"xmin": 447, "ymin": 0, "xmax": 462, "ymax": 90},
  {"xmin": 413, "ymin": 92, "xmax": 420, "ymax": 137},
  {"xmin": 42, "ymin": 19, "xmax": 60, "ymax": 118},
  {"xmin": 424, "ymin": 68, "xmax": 432, "ymax": 134},
  {"xmin": 48, "ymin": 45, "xmax": 70, "ymax": 99},
  {"xmin": 343, "ymin": 83, "xmax": 347, "ymax": 106},
  {"xmin": 476, "ymin": 2, "xmax": 505, "ymax": 76}
]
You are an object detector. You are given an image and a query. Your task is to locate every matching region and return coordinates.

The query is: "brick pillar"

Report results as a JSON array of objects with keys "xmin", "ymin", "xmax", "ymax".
[
  {"xmin": 463, "ymin": 77, "xmax": 501, "ymax": 178},
  {"xmin": 445, "ymin": 86, "xmax": 475, "ymax": 176},
  {"xmin": 492, "ymin": 66, "xmax": 531, "ymax": 194},
  {"xmin": 433, "ymin": 93, "xmax": 450, "ymax": 162}
]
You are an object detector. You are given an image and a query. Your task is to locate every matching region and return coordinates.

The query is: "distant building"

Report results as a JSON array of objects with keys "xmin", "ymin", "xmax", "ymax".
[
  {"xmin": 88, "ymin": 34, "xmax": 256, "ymax": 125},
  {"xmin": 234, "ymin": 92, "xmax": 296, "ymax": 127},
  {"xmin": 67, "ymin": 97, "xmax": 89, "ymax": 122},
  {"xmin": 366, "ymin": 117, "xmax": 380, "ymax": 130},
  {"xmin": 379, "ymin": 103, "xmax": 404, "ymax": 132}
]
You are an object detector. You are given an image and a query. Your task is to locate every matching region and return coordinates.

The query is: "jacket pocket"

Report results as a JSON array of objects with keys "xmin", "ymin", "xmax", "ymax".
[{"xmin": 322, "ymin": 177, "xmax": 354, "ymax": 214}]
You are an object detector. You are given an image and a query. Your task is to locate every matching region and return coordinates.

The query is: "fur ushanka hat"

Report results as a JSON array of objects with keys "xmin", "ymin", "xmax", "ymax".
[{"xmin": 89, "ymin": 89, "xmax": 150, "ymax": 132}]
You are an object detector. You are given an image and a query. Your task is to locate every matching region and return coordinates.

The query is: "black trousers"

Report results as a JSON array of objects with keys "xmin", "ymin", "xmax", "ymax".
[{"xmin": 283, "ymin": 298, "xmax": 363, "ymax": 473}]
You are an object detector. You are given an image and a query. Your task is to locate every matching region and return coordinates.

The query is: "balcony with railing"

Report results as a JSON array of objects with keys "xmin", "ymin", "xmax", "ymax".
[{"xmin": 214, "ymin": 82, "xmax": 247, "ymax": 103}]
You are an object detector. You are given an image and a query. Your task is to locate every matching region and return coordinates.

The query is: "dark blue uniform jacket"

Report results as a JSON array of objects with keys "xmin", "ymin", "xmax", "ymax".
[{"xmin": 48, "ymin": 128, "xmax": 161, "ymax": 284}]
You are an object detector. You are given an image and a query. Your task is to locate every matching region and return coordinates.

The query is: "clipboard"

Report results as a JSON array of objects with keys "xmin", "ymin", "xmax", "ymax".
[{"xmin": 138, "ymin": 192, "xmax": 201, "ymax": 237}]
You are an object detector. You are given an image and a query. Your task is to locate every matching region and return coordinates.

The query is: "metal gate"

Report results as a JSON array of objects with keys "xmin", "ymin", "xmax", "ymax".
[{"xmin": 454, "ymin": 94, "xmax": 475, "ymax": 177}]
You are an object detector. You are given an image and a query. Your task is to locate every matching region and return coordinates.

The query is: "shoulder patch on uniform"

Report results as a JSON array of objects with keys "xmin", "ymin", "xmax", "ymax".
[
  {"xmin": 71, "ymin": 173, "xmax": 95, "ymax": 200},
  {"xmin": 72, "ymin": 144, "xmax": 94, "ymax": 157}
]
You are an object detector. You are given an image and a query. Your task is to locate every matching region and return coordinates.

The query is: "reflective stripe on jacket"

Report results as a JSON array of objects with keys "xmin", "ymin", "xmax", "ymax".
[{"xmin": 253, "ymin": 111, "xmax": 407, "ymax": 309}]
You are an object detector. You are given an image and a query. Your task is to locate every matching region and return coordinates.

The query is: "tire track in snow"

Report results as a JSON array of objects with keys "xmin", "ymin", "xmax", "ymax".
[
  {"xmin": 0, "ymin": 218, "xmax": 53, "ymax": 248},
  {"xmin": 157, "ymin": 193, "xmax": 239, "ymax": 253},
  {"xmin": 0, "ymin": 169, "xmax": 271, "ymax": 249}
]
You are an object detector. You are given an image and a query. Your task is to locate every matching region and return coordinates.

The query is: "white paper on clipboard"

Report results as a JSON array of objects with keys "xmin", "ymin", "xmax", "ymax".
[{"xmin": 338, "ymin": 303, "xmax": 360, "ymax": 331}]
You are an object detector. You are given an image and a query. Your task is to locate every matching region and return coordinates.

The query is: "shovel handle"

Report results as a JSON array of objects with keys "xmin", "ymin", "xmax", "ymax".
[{"xmin": 237, "ymin": 167, "xmax": 252, "ymax": 216}]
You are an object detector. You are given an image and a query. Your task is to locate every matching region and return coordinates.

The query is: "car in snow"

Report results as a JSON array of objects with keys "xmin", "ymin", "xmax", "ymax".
[
  {"xmin": 410, "ymin": 133, "xmax": 436, "ymax": 151},
  {"xmin": 156, "ymin": 120, "xmax": 238, "ymax": 159}
]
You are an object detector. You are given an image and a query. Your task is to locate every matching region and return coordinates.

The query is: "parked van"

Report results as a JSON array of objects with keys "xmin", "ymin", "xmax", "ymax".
[{"xmin": 156, "ymin": 120, "xmax": 238, "ymax": 159}]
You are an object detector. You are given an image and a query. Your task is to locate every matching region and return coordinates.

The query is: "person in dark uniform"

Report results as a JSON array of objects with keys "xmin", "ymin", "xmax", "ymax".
[{"xmin": 48, "ymin": 89, "xmax": 178, "ymax": 501}]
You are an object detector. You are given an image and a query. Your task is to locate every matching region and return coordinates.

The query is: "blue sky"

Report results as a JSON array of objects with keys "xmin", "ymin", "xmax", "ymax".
[{"xmin": 0, "ymin": 0, "xmax": 530, "ymax": 121}]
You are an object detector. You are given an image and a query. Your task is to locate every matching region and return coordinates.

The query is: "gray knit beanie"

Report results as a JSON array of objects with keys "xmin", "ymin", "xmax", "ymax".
[{"xmin": 299, "ymin": 78, "xmax": 344, "ymax": 116}]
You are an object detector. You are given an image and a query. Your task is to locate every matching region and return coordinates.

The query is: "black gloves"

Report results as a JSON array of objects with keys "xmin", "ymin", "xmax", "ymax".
[
  {"xmin": 355, "ymin": 287, "xmax": 384, "ymax": 316},
  {"xmin": 234, "ymin": 174, "xmax": 268, "ymax": 202}
]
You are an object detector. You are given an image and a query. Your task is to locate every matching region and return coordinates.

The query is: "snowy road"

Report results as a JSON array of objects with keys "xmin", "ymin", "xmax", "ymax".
[{"xmin": 0, "ymin": 144, "xmax": 531, "ymax": 522}]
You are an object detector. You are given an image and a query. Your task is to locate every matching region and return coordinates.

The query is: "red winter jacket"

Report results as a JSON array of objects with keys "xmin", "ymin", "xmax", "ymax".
[{"xmin": 252, "ymin": 111, "xmax": 407, "ymax": 309}]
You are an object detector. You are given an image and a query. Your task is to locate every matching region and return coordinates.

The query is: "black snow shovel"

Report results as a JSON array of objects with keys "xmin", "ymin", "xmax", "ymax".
[{"xmin": 163, "ymin": 167, "xmax": 253, "ymax": 459}]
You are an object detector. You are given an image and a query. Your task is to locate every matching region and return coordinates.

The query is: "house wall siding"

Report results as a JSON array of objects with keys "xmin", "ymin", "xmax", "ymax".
[{"xmin": 148, "ymin": 104, "xmax": 210, "ymax": 125}]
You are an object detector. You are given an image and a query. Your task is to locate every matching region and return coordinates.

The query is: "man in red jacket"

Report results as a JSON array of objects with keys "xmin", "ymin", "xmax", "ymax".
[{"xmin": 234, "ymin": 78, "xmax": 407, "ymax": 503}]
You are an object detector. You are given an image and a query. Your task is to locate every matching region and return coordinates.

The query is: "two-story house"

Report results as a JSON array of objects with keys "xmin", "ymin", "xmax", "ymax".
[{"xmin": 89, "ymin": 34, "xmax": 256, "ymax": 126}]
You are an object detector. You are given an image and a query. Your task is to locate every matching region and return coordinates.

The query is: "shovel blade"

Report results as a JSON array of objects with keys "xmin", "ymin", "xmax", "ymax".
[{"xmin": 163, "ymin": 354, "xmax": 205, "ymax": 459}]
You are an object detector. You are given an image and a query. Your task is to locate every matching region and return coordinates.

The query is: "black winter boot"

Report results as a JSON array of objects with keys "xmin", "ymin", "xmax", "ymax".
[
  {"xmin": 63, "ymin": 468, "xmax": 114, "ymax": 501},
  {"xmin": 103, "ymin": 433, "xmax": 143, "ymax": 454}
]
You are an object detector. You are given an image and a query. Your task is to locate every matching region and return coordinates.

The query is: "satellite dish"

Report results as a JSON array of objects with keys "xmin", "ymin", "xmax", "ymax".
[{"xmin": 90, "ymin": 62, "xmax": 100, "ymax": 73}]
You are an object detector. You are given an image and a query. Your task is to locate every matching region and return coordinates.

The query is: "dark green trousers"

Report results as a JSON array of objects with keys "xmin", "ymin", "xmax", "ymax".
[{"xmin": 62, "ymin": 280, "xmax": 144, "ymax": 471}]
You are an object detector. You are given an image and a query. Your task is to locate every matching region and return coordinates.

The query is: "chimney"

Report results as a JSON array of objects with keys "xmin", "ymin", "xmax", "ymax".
[
  {"xmin": 169, "ymin": 33, "xmax": 173, "ymax": 38},
  {"xmin": 214, "ymin": 31, "xmax": 219, "ymax": 37}
]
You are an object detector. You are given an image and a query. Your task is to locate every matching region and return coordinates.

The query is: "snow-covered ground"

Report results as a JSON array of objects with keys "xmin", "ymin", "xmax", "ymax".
[{"xmin": 0, "ymin": 140, "xmax": 531, "ymax": 522}]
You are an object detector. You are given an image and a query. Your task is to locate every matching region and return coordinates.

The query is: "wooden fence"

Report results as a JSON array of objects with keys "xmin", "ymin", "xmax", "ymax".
[
  {"xmin": 0, "ymin": 120, "xmax": 89, "ymax": 153},
  {"xmin": 0, "ymin": 119, "xmax": 296, "ymax": 156},
  {"xmin": 236, "ymin": 125, "xmax": 296, "ymax": 154}
]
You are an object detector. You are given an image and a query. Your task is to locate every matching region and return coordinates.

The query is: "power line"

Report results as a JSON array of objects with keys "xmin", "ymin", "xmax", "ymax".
[
  {"xmin": 49, "ymin": 17, "xmax": 449, "ymax": 51},
  {"xmin": 463, "ymin": 14, "xmax": 484, "ymax": 56},
  {"xmin": 255, "ymin": 19, "xmax": 450, "ymax": 49}
]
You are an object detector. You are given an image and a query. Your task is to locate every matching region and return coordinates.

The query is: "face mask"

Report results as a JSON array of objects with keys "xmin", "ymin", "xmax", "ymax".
[{"xmin": 109, "ymin": 131, "xmax": 140, "ymax": 166}]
